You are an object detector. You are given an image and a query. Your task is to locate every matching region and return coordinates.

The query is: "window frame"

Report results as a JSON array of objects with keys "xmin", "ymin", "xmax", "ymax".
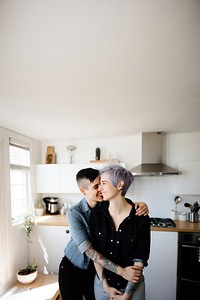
[{"xmin": 9, "ymin": 139, "xmax": 34, "ymax": 224}]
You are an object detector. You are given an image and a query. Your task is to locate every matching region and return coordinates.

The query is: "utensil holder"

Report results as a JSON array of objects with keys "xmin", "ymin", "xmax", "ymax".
[{"xmin": 188, "ymin": 212, "xmax": 199, "ymax": 223}]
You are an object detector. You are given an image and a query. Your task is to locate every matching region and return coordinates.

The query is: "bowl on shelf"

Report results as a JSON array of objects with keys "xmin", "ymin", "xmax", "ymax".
[{"xmin": 17, "ymin": 270, "xmax": 37, "ymax": 284}]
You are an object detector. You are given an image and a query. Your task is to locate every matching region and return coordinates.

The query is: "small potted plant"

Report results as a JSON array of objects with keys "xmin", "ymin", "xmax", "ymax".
[
  {"xmin": 23, "ymin": 216, "xmax": 34, "ymax": 243},
  {"xmin": 17, "ymin": 259, "xmax": 38, "ymax": 284}
]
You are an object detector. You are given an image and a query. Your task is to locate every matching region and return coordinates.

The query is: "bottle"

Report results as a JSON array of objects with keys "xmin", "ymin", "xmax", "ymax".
[{"xmin": 60, "ymin": 204, "xmax": 65, "ymax": 215}]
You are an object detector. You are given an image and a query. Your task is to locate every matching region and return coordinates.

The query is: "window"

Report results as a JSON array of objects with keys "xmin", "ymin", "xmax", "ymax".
[{"xmin": 9, "ymin": 139, "xmax": 33, "ymax": 222}]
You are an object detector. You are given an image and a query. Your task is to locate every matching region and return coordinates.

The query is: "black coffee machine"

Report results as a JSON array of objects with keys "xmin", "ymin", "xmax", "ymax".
[{"xmin": 43, "ymin": 197, "xmax": 59, "ymax": 215}]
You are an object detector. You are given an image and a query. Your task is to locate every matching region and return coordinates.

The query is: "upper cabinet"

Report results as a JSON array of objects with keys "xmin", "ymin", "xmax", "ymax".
[
  {"xmin": 36, "ymin": 163, "xmax": 125, "ymax": 193},
  {"xmin": 177, "ymin": 162, "xmax": 200, "ymax": 195},
  {"xmin": 36, "ymin": 164, "xmax": 89, "ymax": 193},
  {"xmin": 59, "ymin": 164, "xmax": 91, "ymax": 193},
  {"xmin": 36, "ymin": 164, "xmax": 60, "ymax": 193}
]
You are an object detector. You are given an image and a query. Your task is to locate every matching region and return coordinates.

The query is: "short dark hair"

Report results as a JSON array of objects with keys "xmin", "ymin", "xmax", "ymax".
[{"xmin": 76, "ymin": 168, "xmax": 100, "ymax": 188}]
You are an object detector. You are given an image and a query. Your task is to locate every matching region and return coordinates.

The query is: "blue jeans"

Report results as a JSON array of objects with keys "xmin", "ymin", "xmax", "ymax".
[{"xmin": 94, "ymin": 275, "xmax": 145, "ymax": 300}]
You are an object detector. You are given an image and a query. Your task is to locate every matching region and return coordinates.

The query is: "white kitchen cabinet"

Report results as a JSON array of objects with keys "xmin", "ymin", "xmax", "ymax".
[
  {"xmin": 177, "ymin": 161, "xmax": 200, "ymax": 195},
  {"xmin": 36, "ymin": 163, "xmax": 125, "ymax": 193},
  {"xmin": 36, "ymin": 164, "xmax": 88, "ymax": 193},
  {"xmin": 29, "ymin": 225, "xmax": 71, "ymax": 274},
  {"xmin": 59, "ymin": 164, "xmax": 91, "ymax": 193},
  {"xmin": 36, "ymin": 164, "xmax": 60, "ymax": 193},
  {"xmin": 144, "ymin": 231, "xmax": 177, "ymax": 300}
]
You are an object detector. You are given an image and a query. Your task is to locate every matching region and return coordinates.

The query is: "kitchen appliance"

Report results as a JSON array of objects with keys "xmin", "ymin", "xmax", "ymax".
[
  {"xmin": 130, "ymin": 132, "xmax": 181, "ymax": 176},
  {"xmin": 150, "ymin": 217, "xmax": 176, "ymax": 228},
  {"xmin": 177, "ymin": 232, "xmax": 200, "ymax": 300},
  {"xmin": 43, "ymin": 197, "xmax": 59, "ymax": 215}
]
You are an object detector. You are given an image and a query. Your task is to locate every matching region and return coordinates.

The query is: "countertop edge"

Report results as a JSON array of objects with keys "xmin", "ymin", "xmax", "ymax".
[{"xmin": 33, "ymin": 214, "xmax": 200, "ymax": 232}]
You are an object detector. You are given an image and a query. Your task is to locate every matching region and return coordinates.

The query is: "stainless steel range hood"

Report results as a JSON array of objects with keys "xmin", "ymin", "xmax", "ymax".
[{"xmin": 130, "ymin": 132, "xmax": 181, "ymax": 176}]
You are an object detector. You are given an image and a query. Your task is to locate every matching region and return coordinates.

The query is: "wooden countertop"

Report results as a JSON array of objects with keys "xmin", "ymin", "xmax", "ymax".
[
  {"xmin": 33, "ymin": 214, "xmax": 68, "ymax": 226},
  {"xmin": 33, "ymin": 214, "xmax": 200, "ymax": 232}
]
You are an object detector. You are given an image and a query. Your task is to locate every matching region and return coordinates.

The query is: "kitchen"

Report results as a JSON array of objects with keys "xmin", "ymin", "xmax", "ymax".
[
  {"xmin": 1, "ymin": 128, "xmax": 200, "ymax": 300},
  {"xmin": 36, "ymin": 132, "xmax": 200, "ymax": 300},
  {"xmin": 0, "ymin": 1, "xmax": 200, "ymax": 300}
]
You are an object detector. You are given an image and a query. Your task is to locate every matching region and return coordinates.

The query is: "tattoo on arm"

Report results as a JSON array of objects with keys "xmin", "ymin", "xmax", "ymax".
[
  {"xmin": 86, "ymin": 246, "xmax": 118, "ymax": 274},
  {"xmin": 125, "ymin": 281, "xmax": 135, "ymax": 295}
]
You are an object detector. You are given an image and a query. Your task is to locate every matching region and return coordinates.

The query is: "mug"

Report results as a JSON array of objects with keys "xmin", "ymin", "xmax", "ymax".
[
  {"xmin": 188, "ymin": 212, "xmax": 199, "ymax": 223},
  {"xmin": 179, "ymin": 213, "xmax": 187, "ymax": 221},
  {"xmin": 171, "ymin": 210, "xmax": 177, "ymax": 220},
  {"xmin": 35, "ymin": 208, "xmax": 44, "ymax": 216}
]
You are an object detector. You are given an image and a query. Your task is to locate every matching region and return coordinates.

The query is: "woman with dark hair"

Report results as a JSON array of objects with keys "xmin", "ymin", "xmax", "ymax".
[{"xmin": 89, "ymin": 165, "xmax": 151, "ymax": 300}]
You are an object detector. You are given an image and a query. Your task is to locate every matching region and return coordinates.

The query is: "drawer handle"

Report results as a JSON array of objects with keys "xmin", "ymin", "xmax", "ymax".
[{"xmin": 65, "ymin": 229, "xmax": 70, "ymax": 234}]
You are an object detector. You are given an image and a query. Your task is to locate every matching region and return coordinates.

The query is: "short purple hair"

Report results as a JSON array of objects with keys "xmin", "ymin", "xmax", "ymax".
[{"xmin": 100, "ymin": 164, "xmax": 134, "ymax": 196}]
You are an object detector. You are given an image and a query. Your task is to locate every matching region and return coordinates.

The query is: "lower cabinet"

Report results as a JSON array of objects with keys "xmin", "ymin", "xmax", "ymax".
[
  {"xmin": 144, "ymin": 231, "xmax": 177, "ymax": 300},
  {"xmin": 29, "ymin": 225, "xmax": 71, "ymax": 274}
]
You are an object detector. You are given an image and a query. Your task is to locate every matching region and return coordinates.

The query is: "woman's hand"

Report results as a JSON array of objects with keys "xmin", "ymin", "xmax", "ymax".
[
  {"xmin": 101, "ymin": 276, "xmax": 123, "ymax": 297},
  {"xmin": 110, "ymin": 293, "xmax": 132, "ymax": 300},
  {"xmin": 104, "ymin": 285, "xmax": 123, "ymax": 297},
  {"xmin": 121, "ymin": 265, "xmax": 142, "ymax": 282},
  {"xmin": 134, "ymin": 202, "xmax": 149, "ymax": 216}
]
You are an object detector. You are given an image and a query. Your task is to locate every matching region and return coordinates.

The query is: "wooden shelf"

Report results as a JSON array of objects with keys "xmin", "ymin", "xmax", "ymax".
[{"xmin": 2, "ymin": 274, "xmax": 61, "ymax": 300}]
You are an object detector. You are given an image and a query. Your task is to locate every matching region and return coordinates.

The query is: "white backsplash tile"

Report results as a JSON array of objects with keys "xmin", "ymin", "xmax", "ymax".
[
  {"xmin": 127, "ymin": 176, "xmax": 185, "ymax": 218},
  {"xmin": 54, "ymin": 176, "xmax": 199, "ymax": 219}
]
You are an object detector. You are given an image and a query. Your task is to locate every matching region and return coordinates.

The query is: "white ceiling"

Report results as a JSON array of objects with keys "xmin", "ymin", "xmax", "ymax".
[{"xmin": 0, "ymin": 0, "xmax": 200, "ymax": 141}]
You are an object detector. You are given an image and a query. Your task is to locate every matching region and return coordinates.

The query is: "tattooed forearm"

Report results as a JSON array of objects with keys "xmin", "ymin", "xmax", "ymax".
[
  {"xmin": 85, "ymin": 246, "xmax": 118, "ymax": 273},
  {"xmin": 86, "ymin": 246, "xmax": 100, "ymax": 262},
  {"xmin": 125, "ymin": 281, "xmax": 135, "ymax": 295}
]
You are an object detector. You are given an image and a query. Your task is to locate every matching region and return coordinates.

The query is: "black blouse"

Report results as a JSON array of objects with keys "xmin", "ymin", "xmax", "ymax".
[{"xmin": 89, "ymin": 198, "xmax": 151, "ymax": 290}]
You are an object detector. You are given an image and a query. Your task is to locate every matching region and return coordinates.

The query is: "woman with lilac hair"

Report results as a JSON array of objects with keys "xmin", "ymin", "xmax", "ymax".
[{"xmin": 90, "ymin": 165, "xmax": 151, "ymax": 300}]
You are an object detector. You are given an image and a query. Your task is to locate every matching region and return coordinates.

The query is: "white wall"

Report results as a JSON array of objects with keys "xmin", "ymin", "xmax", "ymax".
[{"xmin": 41, "ymin": 132, "xmax": 200, "ymax": 217}]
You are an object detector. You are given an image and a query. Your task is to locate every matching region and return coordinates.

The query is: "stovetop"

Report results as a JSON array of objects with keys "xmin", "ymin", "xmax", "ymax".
[{"xmin": 150, "ymin": 217, "xmax": 176, "ymax": 228}]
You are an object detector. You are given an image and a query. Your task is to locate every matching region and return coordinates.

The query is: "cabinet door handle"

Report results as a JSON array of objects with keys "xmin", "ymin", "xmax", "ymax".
[{"xmin": 66, "ymin": 229, "xmax": 70, "ymax": 234}]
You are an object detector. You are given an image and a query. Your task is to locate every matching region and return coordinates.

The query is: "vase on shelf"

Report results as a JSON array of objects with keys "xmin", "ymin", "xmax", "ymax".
[
  {"xmin": 95, "ymin": 147, "xmax": 101, "ymax": 160},
  {"xmin": 66, "ymin": 145, "xmax": 77, "ymax": 163}
]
